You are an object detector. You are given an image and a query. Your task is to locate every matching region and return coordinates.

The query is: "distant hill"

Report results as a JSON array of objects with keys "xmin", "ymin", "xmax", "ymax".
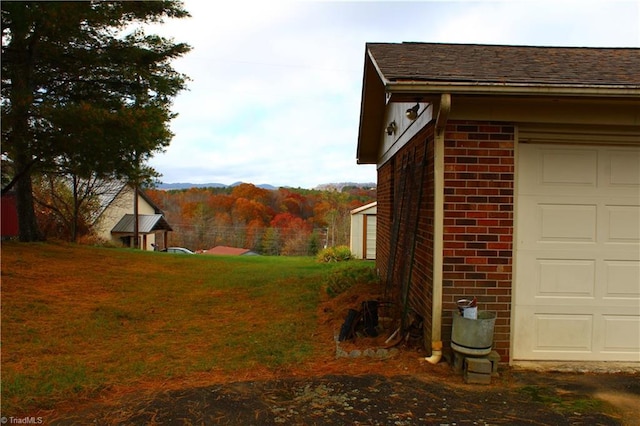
[
  {"xmin": 157, "ymin": 182, "xmax": 376, "ymax": 191},
  {"xmin": 158, "ymin": 182, "xmax": 226, "ymax": 190},
  {"xmin": 230, "ymin": 182, "xmax": 277, "ymax": 190},
  {"xmin": 157, "ymin": 182, "xmax": 278, "ymax": 190},
  {"xmin": 314, "ymin": 182, "xmax": 377, "ymax": 191}
]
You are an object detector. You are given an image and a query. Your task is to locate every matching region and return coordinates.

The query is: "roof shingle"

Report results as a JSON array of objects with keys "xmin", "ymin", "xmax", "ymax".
[{"xmin": 367, "ymin": 43, "xmax": 640, "ymax": 87}]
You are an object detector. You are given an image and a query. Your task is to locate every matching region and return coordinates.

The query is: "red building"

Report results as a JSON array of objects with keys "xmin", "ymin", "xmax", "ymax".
[{"xmin": 1, "ymin": 192, "xmax": 19, "ymax": 238}]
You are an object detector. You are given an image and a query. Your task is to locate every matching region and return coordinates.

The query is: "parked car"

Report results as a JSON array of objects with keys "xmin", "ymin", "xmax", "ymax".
[{"xmin": 165, "ymin": 247, "xmax": 195, "ymax": 254}]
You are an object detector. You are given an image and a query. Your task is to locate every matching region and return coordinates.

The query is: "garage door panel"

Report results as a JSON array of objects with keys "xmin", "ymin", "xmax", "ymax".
[
  {"xmin": 605, "ymin": 205, "xmax": 640, "ymax": 242},
  {"xmin": 540, "ymin": 149, "xmax": 598, "ymax": 187},
  {"xmin": 537, "ymin": 259, "xmax": 595, "ymax": 297},
  {"xmin": 539, "ymin": 204, "xmax": 597, "ymax": 242},
  {"xmin": 519, "ymin": 148, "xmax": 601, "ymax": 196},
  {"xmin": 515, "ymin": 309, "xmax": 640, "ymax": 360},
  {"xmin": 604, "ymin": 260, "xmax": 640, "ymax": 298},
  {"xmin": 522, "ymin": 257, "xmax": 640, "ymax": 300},
  {"xmin": 602, "ymin": 316, "xmax": 640, "ymax": 353},
  {"xmin": 534, "ymin": 314, "xmax": 593, "ymax": 352},
  {"xmin": 522, "ymin": 200, "xmax": 640, "ymax": 245},
  {"xmin": 608, "ymin": 151, "xmax": 640, "ymax": 187},
  {"xmin": 517, "ymin": 253, "xmax": 597, "ymax": 301},
  {"xmin": 514, "ymin": 143, "xmax": 640, "ymax": 362}
]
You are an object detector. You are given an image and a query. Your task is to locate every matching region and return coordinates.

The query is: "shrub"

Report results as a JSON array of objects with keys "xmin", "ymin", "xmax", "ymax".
[
  {"xmin": 325, "ymin": 262, "xmax": 380, "ymax": 297},
  {"xmin": 316, "ymin": 245, "xmax": 352, "ymax": 263}
]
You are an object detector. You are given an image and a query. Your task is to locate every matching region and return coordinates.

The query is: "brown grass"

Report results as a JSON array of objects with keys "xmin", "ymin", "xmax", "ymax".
[{"xmin": 1, "ymin": 242, "xmax": 430, "ymax": 419}]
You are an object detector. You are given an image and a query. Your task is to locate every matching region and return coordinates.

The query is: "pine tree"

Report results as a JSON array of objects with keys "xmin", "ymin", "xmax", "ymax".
[{"xmin": 1, "ymin": 1, "xmax": 191, "ymax": 241}]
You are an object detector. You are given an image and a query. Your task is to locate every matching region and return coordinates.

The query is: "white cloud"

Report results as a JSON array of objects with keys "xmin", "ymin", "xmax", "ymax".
[{"xmin": 148, "ymin": 0, "xmax": 640, "ymax": 188}]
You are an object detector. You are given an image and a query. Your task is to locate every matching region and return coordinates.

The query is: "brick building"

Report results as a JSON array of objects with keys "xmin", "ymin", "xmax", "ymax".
[{"xmin": 356, "ymin": 43, "xmax": 640, "ymax": 366}]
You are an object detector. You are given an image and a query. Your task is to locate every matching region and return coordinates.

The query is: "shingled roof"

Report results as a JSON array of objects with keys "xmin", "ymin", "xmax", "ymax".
[
  {"xmin": 357, "ymin": 43, "xmax": 640, "ymax": 164},
  {"xmin": 367, "ymin": 42, "xmax": 640, "ymax": 87}
]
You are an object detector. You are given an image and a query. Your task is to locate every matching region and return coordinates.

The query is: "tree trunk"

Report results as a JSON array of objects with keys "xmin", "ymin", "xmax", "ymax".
[
  {"xmin": 6, "ymin": 6, "xmax": 42, "ymax": 242},
  {"xmin": 15, "ymin": 160, "xmax": 41, "ymax": 242},
  {"xmin": 11, "ymin": 68, "xmax": 41, "ymax": 242},
  {"xmin": 71, "ymin": 177, "xmax": 80, "ymax": 243}
]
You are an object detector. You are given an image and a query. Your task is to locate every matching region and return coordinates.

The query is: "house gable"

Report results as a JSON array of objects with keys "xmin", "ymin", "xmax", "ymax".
[
  {"xmin": 92, "ymin": 184, "xmax": 171, "ymax": 249},
  {"xmin": 358, "ymin": 42, "xmax": 640, "ymax": 366},
  {"xmin": 358, "ymin": 43, "xmax": 640, "ymax": 165}
]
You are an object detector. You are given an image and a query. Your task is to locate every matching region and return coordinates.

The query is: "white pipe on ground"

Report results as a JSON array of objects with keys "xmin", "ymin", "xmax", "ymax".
[{"xmin": 425, "ymin": 340, "xmax": 443, "ymax": 364}]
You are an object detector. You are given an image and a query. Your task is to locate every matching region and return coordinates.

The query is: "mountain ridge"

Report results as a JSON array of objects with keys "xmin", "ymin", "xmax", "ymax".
[{"xmin": 157, "ymin": 182, "xmax": 376, "ymax": 191}]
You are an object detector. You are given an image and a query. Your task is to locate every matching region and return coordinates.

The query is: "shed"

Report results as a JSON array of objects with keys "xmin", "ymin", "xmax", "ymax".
[{"xmin": 350, "ymin": 202, "xmax": 377, "ymax": 260}]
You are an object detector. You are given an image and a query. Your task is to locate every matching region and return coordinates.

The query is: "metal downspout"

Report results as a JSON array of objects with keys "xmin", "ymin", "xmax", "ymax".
[{"xmin": 425, "ymin": 93, "xmax": 451, "ymax": 364}]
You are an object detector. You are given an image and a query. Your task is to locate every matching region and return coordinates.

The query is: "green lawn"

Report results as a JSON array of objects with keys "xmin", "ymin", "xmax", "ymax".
[{"xmin": 1, "ymin": 242, "xmax": 374, "ymax": 414}]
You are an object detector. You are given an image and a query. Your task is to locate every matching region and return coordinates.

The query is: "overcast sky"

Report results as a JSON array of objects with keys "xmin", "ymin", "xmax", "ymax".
[{"xmin": 146, "ymin": 0, "xmax": 640, "ymax": 189}]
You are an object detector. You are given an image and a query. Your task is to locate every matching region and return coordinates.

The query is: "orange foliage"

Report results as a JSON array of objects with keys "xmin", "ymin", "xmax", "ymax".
[
  {"xmin": 231, "ymin": 183, "xmax": 271, "ymax": 204},
  {"xmin": 145, "ymin": 185, "xmax": 375, "ymax": 252}
]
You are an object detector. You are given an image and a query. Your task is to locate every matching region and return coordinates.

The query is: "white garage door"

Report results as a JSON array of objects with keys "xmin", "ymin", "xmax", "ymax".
[{"xmin": 513, "ymin": 143, "xmax": 640, "ymax": 361}]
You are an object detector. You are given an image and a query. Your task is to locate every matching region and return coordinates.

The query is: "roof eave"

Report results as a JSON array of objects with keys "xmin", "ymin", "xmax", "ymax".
[
  {"xmin": 385, "ymin": 81, "xmax": 640, "ymax": 100},
  {"xmin": 351, "ymin": 201, "xmax": 377, "ymax": 214},
  {"xmin": 357, "ymin": 45, "xmax": 640, "ymax": 165},
  {"xmin": 356, "ymin": 49, "xmax": 390, "ymax": 165}
]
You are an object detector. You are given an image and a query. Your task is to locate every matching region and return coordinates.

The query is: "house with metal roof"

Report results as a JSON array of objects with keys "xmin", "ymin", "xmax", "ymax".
[
  {"xmin": 356, "ymin": 42, "xmax": 640, "ymax": 367},
  {"xmin": 93, "ymin": 184, "xmax": 172, "ymax": 250}
]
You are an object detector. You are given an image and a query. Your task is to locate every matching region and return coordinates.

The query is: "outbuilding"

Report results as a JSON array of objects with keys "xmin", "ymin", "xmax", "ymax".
[{"xmin": 350, "ymin": 201, "xmax": 377, "ymax": 260}]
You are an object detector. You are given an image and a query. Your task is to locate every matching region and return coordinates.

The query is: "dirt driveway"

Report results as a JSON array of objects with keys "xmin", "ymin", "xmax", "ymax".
[{"xmin": 50, "ymin": 366, "xmax": 639, "ymax": 425}]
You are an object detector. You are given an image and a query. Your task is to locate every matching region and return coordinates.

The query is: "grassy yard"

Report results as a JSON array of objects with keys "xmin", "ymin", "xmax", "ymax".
[{"xmin": 1, "ymin": 242, "xmax": 381, "ymax": 415}]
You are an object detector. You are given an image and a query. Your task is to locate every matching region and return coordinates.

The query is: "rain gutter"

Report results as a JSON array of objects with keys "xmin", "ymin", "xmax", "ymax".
[{"xmin": 385, "ymin": 81, "xmax": 640, "ymax": 98}]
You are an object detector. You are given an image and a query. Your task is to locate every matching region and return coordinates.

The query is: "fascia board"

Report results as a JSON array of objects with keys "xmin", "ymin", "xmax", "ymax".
[
  {"xmin": 386, "ymin": 81, "xmax": 640, "ymax": 98},
  {"xmin": 356, "ymin": 50, "xmax": 388, "ymax": 164}
]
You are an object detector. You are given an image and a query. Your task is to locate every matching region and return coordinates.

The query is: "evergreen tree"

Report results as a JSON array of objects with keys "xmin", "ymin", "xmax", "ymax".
[{"xmin": 1, "ymin": 1, "xmax": 190, "ymax": 241}]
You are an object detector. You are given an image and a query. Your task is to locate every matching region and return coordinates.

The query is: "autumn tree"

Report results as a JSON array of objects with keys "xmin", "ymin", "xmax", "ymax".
[
  {"xmin": 144, "ymin": 185, "xmax": 375, "ymax": 255},
  {"xmin": 263, "ymin": 228, "xmax": 288, "ymax": 255},
  {"xmin": 271, "ymin": 212, "xmax": 312, "ymax": 255},
  {"xmin": 231, "ymin": 183, "xmax": 271, "ymax": 205},
  {"xmin": 1, "ymin": 1, "xmax": 190, "ymax": 241},
  {"xmin": 314, "ymin": 189, "xmax": 353, "ymax": 247},
  {"xmin": 32, "ymin": 174, "xmax": 124, "ymax": 242}
]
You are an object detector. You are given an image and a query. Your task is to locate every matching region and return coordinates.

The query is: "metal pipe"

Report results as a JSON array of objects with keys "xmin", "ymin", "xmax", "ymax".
[{"xmin": 429, "ymin": 93, "xmax": 451, "ymax": 361}]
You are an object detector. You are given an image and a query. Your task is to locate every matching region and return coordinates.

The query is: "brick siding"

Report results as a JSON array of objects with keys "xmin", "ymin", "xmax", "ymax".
[
  {"xmin": 442, "ymin": 121, "xmax": 515, "ymax": 361},
  {"xmin": 376, "ymin": 120, "xmax": 515, "ymax": 361}
]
